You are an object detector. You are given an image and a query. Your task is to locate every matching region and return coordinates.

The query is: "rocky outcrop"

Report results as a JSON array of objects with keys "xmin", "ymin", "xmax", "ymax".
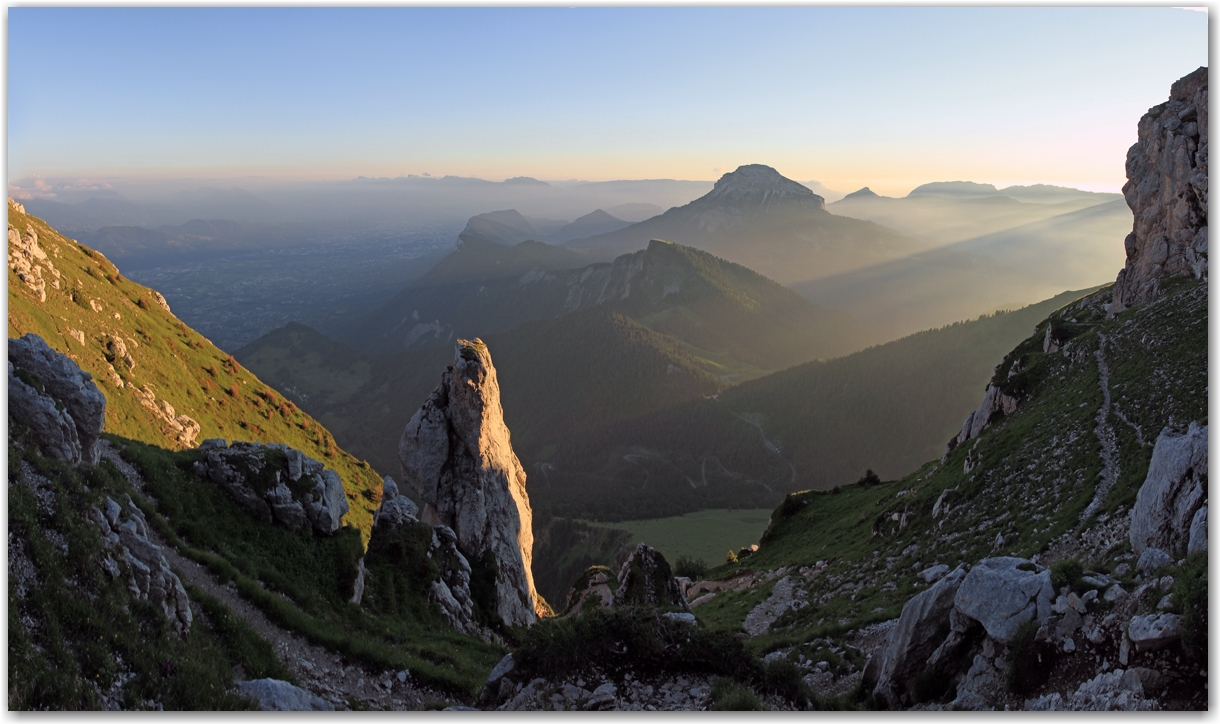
[
  {"xmin": 91, "ymin": 495, "xmax": 193, "ymax": 635},
  {"xmin": 1129, "ymin": 422, "xmax": 1207, "ymax": 557},
  {"xmin": 398, "ymin": 339, "xmax": 539, "ymax": 626},
  {"xmin": 1112, "ymin": 67, "xmax": 1208, "ymax": 310},
  {"xmin": 237, "ymin": 678, "xmax": 335, "ymax": 711},
  {"xmin": 129, "ymin": 384, "xmax": 201, "ymax": 447},
  {"xmin": 742, "ymin": 576, "xmax": 807, "ymax": 636},
  {"xmin": 1025, "ymin": 669, "xmax": 1158, "ymax": 711},
  {"xmin": 8, "ymin": 216, "xmax": 61, "ymax": 303},
  {"xmin": 373, "ymin": 476, "xmax": 419, "ymax": 529},
  {"xmin": 366, "ymin": 475, "xmax": 482, "ymax": 637},
  {"xmin": 612, "ymin": 543, "xmax": 689, "ymax": 611},
  {"xmin": 191, "ymin": 440, "xmax": 349, "ymax": 535},
  {"xmin": 868, "ymin": 565, "xmax": 967, "ymax": 708},
  {"xmin": 953, "ymin": 557, "xmax": 1054, "ymax": 644},
  {"xmin": 951, "ymin": 382, "xmax": 1019, "ymax": 449},
  {"xmin": 9, "ymin": 333, "xmax": 107, "ymax": 465},
  {"xmin": 1126, "ymin": 613, "xmax": 1183, "ymax": 654},
  {"xmin": 426, "ymin": 524, "xmax": 481, "ymax": 637},
  {"xmin": 563, "ymin": 566, "xmax": 616, "ymax": 617}
]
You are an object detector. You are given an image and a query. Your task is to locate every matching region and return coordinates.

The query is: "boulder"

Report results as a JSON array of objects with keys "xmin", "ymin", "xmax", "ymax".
[
  {"xmin": 1187, "ymin": 505, "xmax": 1207, "ymax": 554},
  {"xmin": 1136, "ymin": 547, "xmax": 1172, "ymax": 575},
  {"xmin": 870, "ymin": 565, "xmax": 967, "ymax": 708},
  {"xmin": 953, "ymin": 557, "xmax": 1054, "ymax": 644},
  {"xmin": 563, "ymin": 566, "xmax": 615, "ymax": 616},
  {"xmin": 479, "ymin": 653, "xmax": 516, "ymax": 707},
  {"xmin": 399, "ymin": 339, "xmax": 539, "ymax": 626},
  {"xmin": 1129, "ymin": 422, "xmax": 1207, "ymax": 557},
  {"xmin": 372, "ymin": 476, "xmax": 419, "ymax": 530},
  {"xmin": 948, "ymin": 654, "xmax": 1004, "ymax": 710},
  {"xmin": 1112, "ymin": 66, "xmax": 1208, "ymax": 310},
  {"xmin": 9, "ymin": 334, "xmax": 106, "ymax": 465},
  {"xmin": 10, "ymin": 361, "xmax": 85, "ymax": 463},
  {"xmin": 237, "ymin": 679, "xmax": 334, "ymax": 711},
  {"xmin": 920, "ymin": 564, "xmax": 950, "ymax": 583},
  {"xmin": 612, "ymin": 543, "xmax": 689, "ymax": 611},
  {"xmin": 1127, "ymin": 613, "xmax": 1182, "ymax": 653}
]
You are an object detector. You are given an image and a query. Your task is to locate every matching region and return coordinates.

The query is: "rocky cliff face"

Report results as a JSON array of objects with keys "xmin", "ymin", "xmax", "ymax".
[
  {"xmin": 398, "ymin": 339, "xmax": 540, "ymax": 626},
  {"xmin": 1112, "ymin": 66, "xmax": 1208, "ymax": 309}
]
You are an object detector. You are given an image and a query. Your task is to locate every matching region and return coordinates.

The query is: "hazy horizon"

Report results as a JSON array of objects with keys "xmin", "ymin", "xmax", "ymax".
[{"xmin": 8, "ymin": 7, "xmax": 1208, "ymax": 200}]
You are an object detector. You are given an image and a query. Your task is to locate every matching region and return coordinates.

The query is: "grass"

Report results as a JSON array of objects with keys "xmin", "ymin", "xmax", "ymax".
[
  {"xmin": 8, "ymin": 442, "xmax": 255, "ymax": 710},
  {"xmin": 7, "ymin": 207, "xmax": 384, "ymax": 541},
  {"xmin": 584, "ymin": 509, "xmax": 774, "ymax": 568},
  {"xmin": 110, "ymin": 435, "xmax": 505, "ymax": 697}
]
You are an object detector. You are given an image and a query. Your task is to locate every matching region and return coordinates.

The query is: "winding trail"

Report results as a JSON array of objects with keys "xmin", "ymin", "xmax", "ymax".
[
  {"xmin": 729, "ymin": 412, "xmax": 796, "ymax": 488},
  {"xmin": 97, "ymin": 441, "xmax": 455, "ymax": 711},
  {"xmin": 1081, "ymin": 333, "xmax": 1120, "ymax": 522}
]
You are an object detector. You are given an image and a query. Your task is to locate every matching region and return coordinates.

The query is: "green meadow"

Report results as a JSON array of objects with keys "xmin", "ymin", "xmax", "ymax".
[{"xmin": 589, "ymin": 509, "xmax": 774, "ymax": 567}]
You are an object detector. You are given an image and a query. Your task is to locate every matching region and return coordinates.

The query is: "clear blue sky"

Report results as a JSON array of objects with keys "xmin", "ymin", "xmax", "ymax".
[{"xmin": 7, "ymin": 7, "xmax": 1209, "ymax": 195}]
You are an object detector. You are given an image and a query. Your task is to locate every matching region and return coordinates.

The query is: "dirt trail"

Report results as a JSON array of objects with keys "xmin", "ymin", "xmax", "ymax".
[
  {"xmin": 1081, "ymin": 333, "xmax": 1119, "ymax": 522},
  {"xmin": 97, "ymin": 441, "xmax": 457, "ymax": 711}
]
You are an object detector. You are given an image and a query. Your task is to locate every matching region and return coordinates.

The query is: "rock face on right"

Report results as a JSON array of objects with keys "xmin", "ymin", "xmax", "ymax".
[
  {"xmin": 1112, "ymin": 66, "xmax": 1208, "ymax": 309},
  {"xmin": 398, "ymin": 339, "xmax": 539, "ymax": 626},
  {"xmin": 1128, "ymin": 421, "xmax": 1208, "ymax": 558}
]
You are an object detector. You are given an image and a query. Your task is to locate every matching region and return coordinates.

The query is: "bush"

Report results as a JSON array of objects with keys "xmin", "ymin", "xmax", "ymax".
[
  {"xmin": 710, "ymin": 678, "xmax": 765, "ymax": 711},
  {"xmin": 674, "ymin": 555, "xmax": 709, "ymax": 580},
  {"xmin": 1050, "ymin": 557, "xmax": 1084, "ymax": 591},
  {"xmin": 858, "ymin": 469, "xmax": 881, "ymax": 488},
  {"xmin": 726, "ymin": 550, "xmax": 738, "ymax": 564},
  {"xmin": 1173, "ymin": 550, "xmax": 1207, "ymax": 662}
]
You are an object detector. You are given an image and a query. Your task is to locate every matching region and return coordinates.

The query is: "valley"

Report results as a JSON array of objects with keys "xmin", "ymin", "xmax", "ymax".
[{"xmin": 8, "ymin": 52, "xmax": 1208, "ymax": 712}]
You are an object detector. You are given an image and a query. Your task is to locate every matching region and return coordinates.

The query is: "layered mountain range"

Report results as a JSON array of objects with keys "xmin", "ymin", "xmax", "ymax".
[{"xmin": 10, "ymin": 58, "xmax": 1205, "ymax": 714}]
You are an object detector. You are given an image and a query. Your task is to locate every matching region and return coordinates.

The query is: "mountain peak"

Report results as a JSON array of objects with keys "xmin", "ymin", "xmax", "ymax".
[
  {"xmin": 701, "ymin": 164, "xmax": 825, "ymax": 211},
  {"xmin": 843, "ymin": 187, "xmax": 881, "ymax": 200}
]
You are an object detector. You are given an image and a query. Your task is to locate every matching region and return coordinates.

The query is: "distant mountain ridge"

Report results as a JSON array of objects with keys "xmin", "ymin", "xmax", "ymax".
[
  {"xmin": 564, "ymin": 164, "xmax": 919, "ymax": 287},
  {"xmin": 339, "ymin": 235, "xmax": 871, "ymax": 375}
]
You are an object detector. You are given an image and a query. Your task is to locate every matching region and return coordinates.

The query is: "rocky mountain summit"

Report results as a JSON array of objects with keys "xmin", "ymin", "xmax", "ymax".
[
  {"xmin": 1113, "ymin": 66, "xmax": 1208, "ymax": 309},
  {"xmin": 399, "ymin": 339, "xmax": 542, "ymax": 625},
  {"xmin": 694, "ymin": 164, "xmax": 826, "ymax": 214}
]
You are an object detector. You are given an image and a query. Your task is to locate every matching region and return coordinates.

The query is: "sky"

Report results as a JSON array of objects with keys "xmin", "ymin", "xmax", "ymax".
[{"xmin": 7, "ymin": 6, "xmax": 1210, "ymax": 197}]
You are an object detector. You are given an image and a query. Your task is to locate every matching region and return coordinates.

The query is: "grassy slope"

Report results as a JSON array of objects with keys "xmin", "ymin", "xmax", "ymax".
[
  {"xmin": 689, "ymin": 278, "xmax": 1207, "ymax": 653},
  {"xmin": 9, "ymin": 443, "xmax": 283, "ymax": 710},
  {"xmin": 7, "ymin": 207, "xmax": 384, "ymax": 539}
]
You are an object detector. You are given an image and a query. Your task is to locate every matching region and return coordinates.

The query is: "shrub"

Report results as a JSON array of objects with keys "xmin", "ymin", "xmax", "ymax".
[
  {"xmin": 858, "ymin": 469, "xmax": 881, "ymax": 488},
  {"xmin": 710, "ymin": 678, "xmax": 765, "ymax": 711},
  {"xmin": 515, "ymin": 607, "xmax": 755, "ymax": 682},
  {"xmin": 674, "ymin": 555, "xmax": 708, "ymax": 580},
  {"xmin": 1173, "ymin": 550, "xmax": 1207, "ymax": 662},
  {"xmin": 1050, "ymin": 557, "xmax": 1084, "ymax": 591},
  {"xmin": 726, "ymin": 550, "xmax": 738, "ymax": 564}
]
